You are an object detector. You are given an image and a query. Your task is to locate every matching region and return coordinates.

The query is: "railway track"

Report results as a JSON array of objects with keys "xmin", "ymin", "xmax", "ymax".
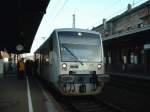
[
  {"xmin": 108, "ymin": 74, "xmax": 150, "ymax": 94},
  {"xmin": 38, "ymin": 77, "xmax": 126, "ymax": 112},
  {"xmin": 60, "ymin": 96, "xmax": 125, "ymax": 112},
  {"xmin": 44, "ymin": 82, "xmax": 125, "ymax": 112}
]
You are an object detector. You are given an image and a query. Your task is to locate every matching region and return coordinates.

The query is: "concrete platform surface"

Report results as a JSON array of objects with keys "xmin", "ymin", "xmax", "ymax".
[{"xmin": 0, "ymin": 77, "xmax": 64, "ymax": 112}]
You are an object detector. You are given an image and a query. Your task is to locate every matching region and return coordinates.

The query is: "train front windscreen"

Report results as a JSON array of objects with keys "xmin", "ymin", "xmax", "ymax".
[{"xmin": 58, "ymin": 31, "xmax": 102, "ymax": 62}]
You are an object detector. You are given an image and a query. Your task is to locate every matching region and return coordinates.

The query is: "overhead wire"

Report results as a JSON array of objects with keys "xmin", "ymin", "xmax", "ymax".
[
  {"xmin": 133, "ymin": 0, "xmax": 148, "ymax": 7},
  {"xmin": 31, "ymin": 0, "xmax": 69, "ymax": 53},
  {"xmin": 91, "ymin": 0, "xmax": 122, "ymax": 28},
  {"xmin": 46, "ymin": 0, "xmax": 63, "ymax": 20},
  {"xmin": 49, "ymin": 0, "xmax": 69, "ymax": 26}
]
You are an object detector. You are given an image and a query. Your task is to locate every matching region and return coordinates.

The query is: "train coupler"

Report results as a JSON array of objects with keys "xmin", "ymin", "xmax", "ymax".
[{"xmin": 79, "ymin": 84, "xmax": 86, "ymax": 93}]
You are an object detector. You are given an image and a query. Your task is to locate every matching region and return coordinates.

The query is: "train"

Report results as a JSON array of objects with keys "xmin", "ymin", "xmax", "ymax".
[{"xmin": 35, "ymin": 28, "xmax": 109, "ymax": 96}]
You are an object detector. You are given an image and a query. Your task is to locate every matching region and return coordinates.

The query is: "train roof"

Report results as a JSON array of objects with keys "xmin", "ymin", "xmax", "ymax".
[
  {"xmin": 35, "ymin": 28, "xmax": 100, "ymax": 53},
  {"xmin": 54, "ymin": 28, "xmax": 100, "ymax": 35}
]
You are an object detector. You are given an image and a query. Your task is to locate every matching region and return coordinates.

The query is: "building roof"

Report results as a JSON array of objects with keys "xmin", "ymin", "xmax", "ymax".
[
  {"xmin": 0, "ymin": 0, "xmax": 50, "ymax": 53},
  {"xmin": 103, "ymin": 25, "xmax": 150, "ymax": 45},
  {"xmin": 109, "ymin": 1, "xmax": 150, "ymax": 22},
  {"xmin": 93, "ymin": 1, "xmax": 150, "ymax": 30},
  {"xmin": 103, "ymin": 25, "xmax": 150, "ymax": 41}
]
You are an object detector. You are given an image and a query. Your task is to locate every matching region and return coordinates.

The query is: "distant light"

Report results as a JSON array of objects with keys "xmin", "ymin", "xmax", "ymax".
[
  {"xmin": 3, "ymin": 58, "xmax": 8, "ymax": 62},
  {"xmin": 78, "ymin": 32, "xmax": 82, "ymax": 36}
]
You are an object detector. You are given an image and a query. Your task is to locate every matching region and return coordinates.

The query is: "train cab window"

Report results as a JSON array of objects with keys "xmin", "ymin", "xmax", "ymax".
[{"xmin": 58, "ymin": 31, "xmax": 102, "ymax": 62}]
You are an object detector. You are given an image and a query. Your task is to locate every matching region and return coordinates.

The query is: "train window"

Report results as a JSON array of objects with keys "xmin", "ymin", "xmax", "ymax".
[
  {"xmin": 60, "ymin": 43, "xmax": 101, "ymax": 62},
  {"xmin": 58, "ymin": 31, "xmax": 99, "ymax": 39},
  {"xmin": 49, "ymin": 35, "xmax": 53, "ymax": 51},
  {"xmin": 58, "ymin": 32, "xmax": 102, "ymax": 62},
  {"xmin": 58, "ymin": 32, "xmax": 101, "ymax": 45},
  {"xmin": 43, "ymin": 53, "xmax": 49, "ymax": 63},
  {"xmin": 49, "ymin": 51, "xmax": 53, "ymax": 64},
  {"xmin": 140, "ymin": 49, "xmax": 144, "ymax": 64},
  {"xmin": 108, "ymin": 56, "xmax": 111, "ymax": 64},
  {"xmin": 104, "ymin": 57, "xmax": 106, "ymax": 63},
  {"xmin": 45, "ymin": 58, "xmax": 49, "ymax": 62}
]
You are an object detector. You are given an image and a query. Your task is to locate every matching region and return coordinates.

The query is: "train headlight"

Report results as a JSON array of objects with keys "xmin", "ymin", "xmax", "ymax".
[
  {"xmin": 97, "ymin": 64, "xmax": 102, "ymax": 69},
  {"xmin": 62, "ymin": 63, "xmax": 67, "ymax": 70}
]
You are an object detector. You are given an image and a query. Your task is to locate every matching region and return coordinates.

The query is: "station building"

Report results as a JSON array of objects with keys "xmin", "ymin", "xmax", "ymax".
[{"xmin": 93, "ymin": 1, "xmax": 150, "ymax": 76}]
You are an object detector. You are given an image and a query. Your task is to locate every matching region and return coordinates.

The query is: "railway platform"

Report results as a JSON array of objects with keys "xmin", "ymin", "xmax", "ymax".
[{"xmin": 0, "ymin": 75, "xmax": 64, "ymax": 112}]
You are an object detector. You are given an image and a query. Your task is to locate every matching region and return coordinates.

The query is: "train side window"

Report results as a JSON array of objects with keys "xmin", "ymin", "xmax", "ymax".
[
  {"xmin": 50, "ymin": 40, "xmax": 53, "ymax": 51},
  {"xmin": 108, "ymin": 56, "xmax": 111, "ymax": 64},
  {"xmin": 49, "ymin": 38, "xmax": 53, "ymax": 64},
  {"xmin": 104, "ymin": 57, "xmax": 106, "ymax": 63},
  {"xmin": 107, "ymin": 49, "xmax": 111, "ymax": 64},
  {"xmin": 140, "ymin": 49, "xmax": 144, "ymax": 64},
  {"xmin": 45, "ymin": 55, "xmax": 49, "ymax": 62},
  {"xmin": 49, "ymin": 51, "xmax": 53, "ymax": 64}
]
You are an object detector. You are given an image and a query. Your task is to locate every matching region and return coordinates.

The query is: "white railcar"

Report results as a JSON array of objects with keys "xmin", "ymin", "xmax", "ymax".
[{"xmin": 35, "ymin": 28, "xmax": 109, "ymax": 96}]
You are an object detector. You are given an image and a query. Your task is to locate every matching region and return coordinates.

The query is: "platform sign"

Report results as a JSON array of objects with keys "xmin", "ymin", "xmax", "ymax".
[{"xmin": 144, "ymin": 44, "xmax": 150, "ymax": 50}]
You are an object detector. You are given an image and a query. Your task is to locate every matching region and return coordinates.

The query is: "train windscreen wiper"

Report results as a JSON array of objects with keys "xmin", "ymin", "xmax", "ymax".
[{"xmin": 62, "ymin": 45, "xmax": 83, "ymax": 65}]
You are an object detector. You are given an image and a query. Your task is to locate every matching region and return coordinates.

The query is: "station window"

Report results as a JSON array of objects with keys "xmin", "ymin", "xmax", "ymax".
[
  {"xmin": 140, "ymin": 49, "xmax": 144, "ymax": 64},
  {"xmin": 127, "ymin": 26, "xmax": 131, "ymax": 31},
  {"xmin": 123, "ymin": 56, "xmax": 127, "ymax": 64},
  {"xmin": 129, "ymin": 51, "xmax": 141, "ymax": 64},
  {"xmin": 137, "ymin": 23, "xmax": 144, "ymax": 28},
  {"xmin": 107, "ymin": 49, "xmax": 111, "ymax": 64},
  {"xmin": 116, "ymin": 49, "xmax": 122, "ymax": 63},
  {"xmin": 130, "ymin": 52, "xmax": 134, "ymax": 64},
  {"xmin": 121, "ymin": 49, "xmax": 128, "ymax": 64}
]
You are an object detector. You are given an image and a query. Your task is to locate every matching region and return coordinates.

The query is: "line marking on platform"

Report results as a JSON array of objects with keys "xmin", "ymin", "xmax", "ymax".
[
  {"xmin": 26, "ymin": 76, "xmax": 34, "ymax": 112},
  {"xmin": 36, "ymin": 80, "xmax": 61, "ymax": 112}
]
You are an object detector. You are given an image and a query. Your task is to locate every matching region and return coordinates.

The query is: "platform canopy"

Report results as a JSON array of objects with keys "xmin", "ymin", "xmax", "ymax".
[
  {"xmin": 103, "ymin": 25, "xmax": 150, "ymax": 47},
  {"xmin": 0, "ymin": 0, "xmax": 50, "ymax": 53}
]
